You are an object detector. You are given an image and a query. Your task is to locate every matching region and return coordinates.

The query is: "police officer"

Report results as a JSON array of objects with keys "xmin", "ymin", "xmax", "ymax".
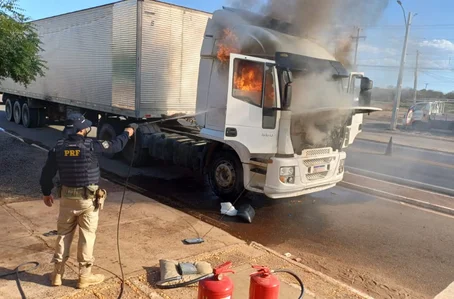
[{"xmin": 39, "ymin": 113, "xmax": 137, "ymax": 289}]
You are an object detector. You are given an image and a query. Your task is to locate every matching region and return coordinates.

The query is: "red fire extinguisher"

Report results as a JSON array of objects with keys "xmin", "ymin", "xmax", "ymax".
[
  {"xmin": 249, "ymin": 266, "xmax": 280, "ymax": 299},
  {"xmin": 249, "ymin": 265, "xmax": 305, "ymax": 299},
  {"xmin": 198, "ymin": 261, "xmax": 235, "ymax": 299}
]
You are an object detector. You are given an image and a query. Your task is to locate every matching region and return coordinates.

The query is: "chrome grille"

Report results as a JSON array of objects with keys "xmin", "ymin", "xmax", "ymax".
[
  {"xmin": 304, "ymin": 148, "xmax": 332, "ymax": 157},
  {"xmin": 303, "ymin": 157, "xmax": 333, "ymax": 167},
  {"xmin": 306, "ymin": 171, "xmax": 329, "ymax": 181}
]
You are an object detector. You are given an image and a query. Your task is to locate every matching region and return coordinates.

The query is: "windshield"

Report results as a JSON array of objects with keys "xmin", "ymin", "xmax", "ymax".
[{"xmin": 412, "ymin": 103, "xmax": 428, "ymax": 111}]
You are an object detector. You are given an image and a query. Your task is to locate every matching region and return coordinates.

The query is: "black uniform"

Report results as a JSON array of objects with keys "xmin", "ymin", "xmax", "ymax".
[{"xmin": 40, "ymin": 132, "xmax": 129, "ymax": 196}]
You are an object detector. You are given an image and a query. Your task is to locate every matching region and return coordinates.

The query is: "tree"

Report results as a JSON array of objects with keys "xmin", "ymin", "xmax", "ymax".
[
  {"xmin": 445, "ymin": 91, "xmax": 454, "ymax": 99},
  {"xmin": 0, "ymin": 0, "xmax": 46, "ymax": 86}
]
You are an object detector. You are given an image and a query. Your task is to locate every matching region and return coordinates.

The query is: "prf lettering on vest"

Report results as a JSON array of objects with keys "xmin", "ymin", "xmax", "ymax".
[{"xmin": 64, "ymin": 150, "xmax": 81, "ymax": 157}]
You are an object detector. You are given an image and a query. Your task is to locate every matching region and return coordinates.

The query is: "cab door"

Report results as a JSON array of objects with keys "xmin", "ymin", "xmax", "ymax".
[{"xmin": 224, "ymin": 54, "xmax": 280, "ymax": 154}]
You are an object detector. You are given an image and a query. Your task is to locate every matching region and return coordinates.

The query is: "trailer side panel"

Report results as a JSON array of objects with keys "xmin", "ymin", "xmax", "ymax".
[
  {"xmin": 0, "ymin": 1, "xmax": 141, "ymax": 116},
  {"xmin": 139, "ymin": 1, "xmax": 210, "ymax": 117}
]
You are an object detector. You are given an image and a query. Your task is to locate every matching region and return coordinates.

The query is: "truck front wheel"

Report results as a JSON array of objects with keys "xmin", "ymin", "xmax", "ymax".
[{"xmin": 208, "ymin": 151, "xmax": 244, "ymax": 201}]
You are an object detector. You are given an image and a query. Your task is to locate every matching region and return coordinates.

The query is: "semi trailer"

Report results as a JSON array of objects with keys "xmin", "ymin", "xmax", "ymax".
[{"xmin": 0, "ymin": 0, "xmax": 380, "ymax": 200}]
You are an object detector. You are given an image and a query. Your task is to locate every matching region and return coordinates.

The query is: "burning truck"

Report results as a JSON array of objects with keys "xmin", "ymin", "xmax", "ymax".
[{"xmin": 0, "ymin": 1, "xmax": 380, "ymax": 200}]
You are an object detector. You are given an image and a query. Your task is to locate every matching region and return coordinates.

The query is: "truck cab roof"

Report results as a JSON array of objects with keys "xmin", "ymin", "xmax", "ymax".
[{"xmin": 211, "ymin": 7, "xmax": 337, "ymax": 62}]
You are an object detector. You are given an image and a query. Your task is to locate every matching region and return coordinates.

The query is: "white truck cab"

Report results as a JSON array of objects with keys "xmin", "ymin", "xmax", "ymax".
[{"xmin": 195, "ymin": 7, "xmax": 380, "ymax": 199}]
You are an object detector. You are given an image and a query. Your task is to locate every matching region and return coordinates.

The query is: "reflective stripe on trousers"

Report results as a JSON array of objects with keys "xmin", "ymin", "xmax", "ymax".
[{"xmin": 52, "ymin": 198, "xmax": 99, "ymax": 267}]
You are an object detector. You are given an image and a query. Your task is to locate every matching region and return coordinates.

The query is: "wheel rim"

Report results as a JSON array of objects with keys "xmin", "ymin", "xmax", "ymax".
[{"xmin": 214, "ymin": 160, "xmax": 236, "ymax": 189}]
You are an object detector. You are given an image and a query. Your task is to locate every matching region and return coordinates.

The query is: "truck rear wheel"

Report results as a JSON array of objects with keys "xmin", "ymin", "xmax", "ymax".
[
  {"xmin": 208, "ymin": 151, "xmax": 244, "ymax": 201},
  {"xmin": 5, "ymin": 99, "xmax": 14, "ymax": 122},
  {"xmin": 22, "ymin": 103, "xmax": 39, "ymax": 128},
  {"xmin": 13, "ymin": 101, "xmax": 22, "ymax": 124}
]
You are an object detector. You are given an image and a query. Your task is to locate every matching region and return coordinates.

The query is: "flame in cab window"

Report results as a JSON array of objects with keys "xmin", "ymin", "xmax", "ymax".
[{"xmin": 233, "ymin": 59, "xmax": 264, "ymax": 106}]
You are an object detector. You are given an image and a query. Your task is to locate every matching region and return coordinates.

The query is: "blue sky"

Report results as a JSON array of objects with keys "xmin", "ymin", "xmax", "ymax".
[{"xmin": 17, "ymin": 0, "xmax": 454, "ymax": 93}]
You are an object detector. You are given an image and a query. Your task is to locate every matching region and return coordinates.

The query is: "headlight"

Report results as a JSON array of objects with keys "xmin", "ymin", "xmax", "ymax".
[
  {"xmin": 280, "ymin": 166, "xmax": 295, "ymax": 176},
  {"xmin": 279, "ymin": 166, "xmax": 295, "ymax": 184},
  {"xmin": 338, "ymin": 159, "xmax": 345, "ymax": 174}
]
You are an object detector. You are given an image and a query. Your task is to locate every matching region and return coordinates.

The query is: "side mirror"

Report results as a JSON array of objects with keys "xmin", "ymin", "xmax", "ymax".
[
  {"xmin": 359, "ymin": 90, "xmax": 372, "ymax": 106},
  {"xmin": 360, "ymin": 77, "xmax": 373, "ymax": 91},
  {"xmin": 283, "ymin": 83, "xmax": 292, "ymax": 110},
  {"xmin": 283, "ymin": 69, "xmax": 293, "ymax": 84}
]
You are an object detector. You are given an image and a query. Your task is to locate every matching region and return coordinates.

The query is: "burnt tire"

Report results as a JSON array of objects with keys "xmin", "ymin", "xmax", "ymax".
[
  {"xmin": 5, "ymin": 99, "xmax": 14, "ymax": 122},
  {"xmin": 13, "ymin": 101, "xmax": 22, "ymax": 124},
  {"xmin": 208, "ymin": 151, "xmax": 244, "ymax": 201},
  {"xmin": 97, "ymin": 122, "xmax": 119, "ymax": 159},
  {"xmin": 22, "ymin": 103, "xmax": 39, "ymax": 128}
]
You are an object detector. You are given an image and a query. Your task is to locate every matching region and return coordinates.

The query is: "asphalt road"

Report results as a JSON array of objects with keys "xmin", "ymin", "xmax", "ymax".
[
  {"xmin": 1, "ymin": 105, "xmax": 454, "ymax": 298},
  {"xmin": 346, "ymin": 139, "xmax": 454, "ymax": 192}
]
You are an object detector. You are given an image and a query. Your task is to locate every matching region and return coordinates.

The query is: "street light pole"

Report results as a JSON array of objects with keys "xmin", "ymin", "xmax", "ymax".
[
  {"xmin": 390, "ymin": 11, "xmax": 413, "ymax": 130},
  {"xmin": 413, "ymin": 50, "xmax": 420, "ymax": 105}
]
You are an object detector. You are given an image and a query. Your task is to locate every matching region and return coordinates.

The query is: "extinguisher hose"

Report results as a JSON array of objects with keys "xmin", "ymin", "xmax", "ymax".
[
  {"xmin": 273, "ymin": 269, "xmax": 305, "ymax": 299},
  {"xmin": 155, "ymin": 273, "xmax": 214, "ymax": 289}
]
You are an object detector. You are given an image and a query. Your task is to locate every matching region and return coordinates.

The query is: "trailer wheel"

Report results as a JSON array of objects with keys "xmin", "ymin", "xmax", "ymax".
[
  {"xmin": 13, "ymin": 101, "xmax": 22, "ymax": 124},
  {"xmin": 97, "ymin": 122, "xmax": 120, "ymax": 159},
  {"xmin": 208, "ymin": 151, "xmax": 244, "ymax": 201},
  {"xmin": 5, "ymin": 99, "xmax": 14, "ymax": 122},
  {"xmin": 22, "ymin": 103, "xmax": 39, "ymax": 128}
]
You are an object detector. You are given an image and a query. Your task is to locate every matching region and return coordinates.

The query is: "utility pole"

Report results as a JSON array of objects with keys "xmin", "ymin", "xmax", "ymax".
[
  {"xmin": 390, "ymin": 12, "xmax": 413, "ymax": 130},
  {"xmin": 351, "ymin": 27, "xmax": 366, "ymax": 70},
  {"xmin": 413, "ymin": 50, "xmax": 419, "ymax": 105},
  {"xmin": 425, "ymin": 83, "xmax": 429, "ymax": 90}
]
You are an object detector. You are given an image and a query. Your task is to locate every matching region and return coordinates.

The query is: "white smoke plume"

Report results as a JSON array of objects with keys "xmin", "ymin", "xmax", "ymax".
[
  {"xmin": 228, "ymin": 0, "xmax": 390, "ymax": 65},
  {"xmin": 223, "ymin": 0, "xmax": 389, "ymax": 149}
]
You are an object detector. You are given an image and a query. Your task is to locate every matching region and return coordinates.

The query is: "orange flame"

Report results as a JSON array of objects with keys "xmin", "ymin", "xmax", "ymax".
[
  {"xmin": 234, "ymin": 64, "xmax": 263, "ymax": 92},
  {"xmin": 217, "ymin": 29, "xmax": 240, "ymax": 63}
]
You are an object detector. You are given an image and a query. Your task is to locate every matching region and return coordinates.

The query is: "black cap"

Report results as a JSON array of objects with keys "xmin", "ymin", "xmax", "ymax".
[{"xmin": 64, "ymin": 113, "xmax": 92, "ymax": 135}]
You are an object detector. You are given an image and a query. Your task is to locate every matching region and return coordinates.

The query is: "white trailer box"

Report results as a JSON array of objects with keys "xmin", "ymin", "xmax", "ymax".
[{"xmin": 0, "ymin": 0, "xmax": 211, "ymax": 118}]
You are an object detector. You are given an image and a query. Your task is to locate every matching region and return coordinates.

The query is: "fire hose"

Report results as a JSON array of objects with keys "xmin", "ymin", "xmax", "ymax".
[
  {"xmin": 0, "ymin": 262, "xmax": 40, "ymax": 299},
  {"xmin": 116, "ymin": 125, "xmax": 138, "ymax": 299},
  {"xmin": 115, "ymin": 120, "xmax": 304, "ymax": 299},
  {"xmin": 272, "ymin": 269, "xmax": 305, "ymax": 299}
]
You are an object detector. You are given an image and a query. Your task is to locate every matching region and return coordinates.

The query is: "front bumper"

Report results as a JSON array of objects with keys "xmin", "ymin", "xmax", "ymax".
[{"xmin": 263, "ymin": 148, "xmax": 346, "ymax": 199}]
